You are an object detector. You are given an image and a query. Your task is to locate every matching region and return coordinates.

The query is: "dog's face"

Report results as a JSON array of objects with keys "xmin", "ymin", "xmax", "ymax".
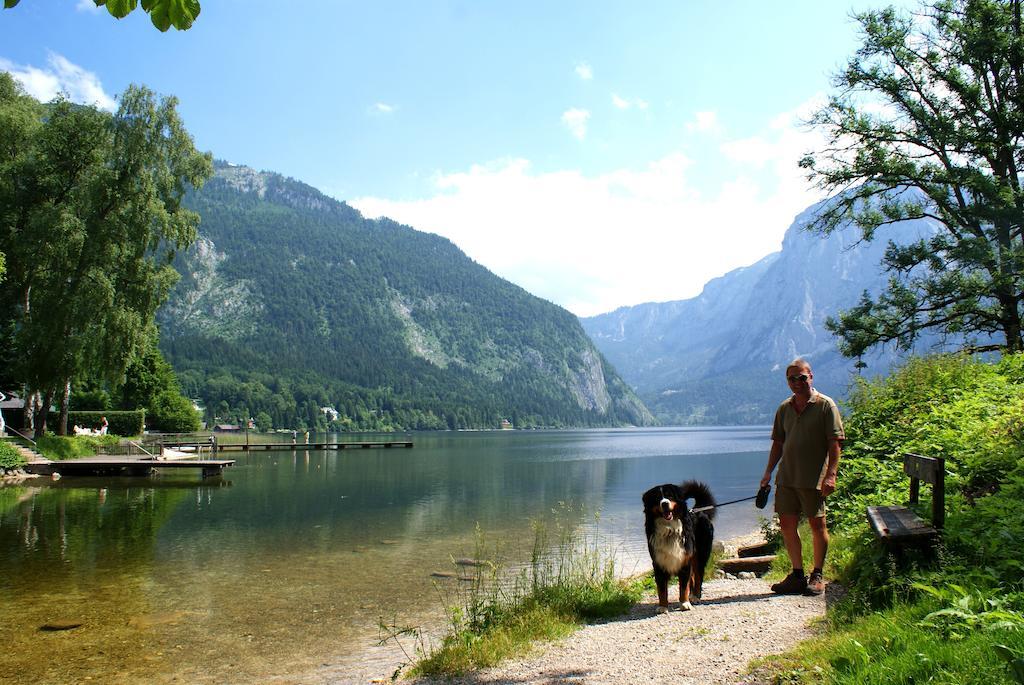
[{"xmin": 643, "ymin": 484, "xmax": 688, "ymax": 521}]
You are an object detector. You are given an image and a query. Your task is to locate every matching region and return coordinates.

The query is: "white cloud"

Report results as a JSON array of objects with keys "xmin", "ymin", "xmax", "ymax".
[
  {"xmin": 561, "ymin": 108, "xmax": 590, "ymax": 140},
  {"xmin": 685, "ymin": 110, "xmax": 722, "ymax": 134},
  {"xmin": 0, "ymin": 52, "xmax": 116, "ymax": 111},
  {"xmin": 351, "ymin": 101, "xmax": 828, "ymax": 317},
  {"xmin": 612, "ymin": 94, "xmax": 648, "ymax": 111},
  {"xmin": 76, "ymin": 0, "xmax": 102, "ymax": 12},
  {"xmin": 575, "ymin": 62, "xmax": 593, "ymax": 80},
  {"xmin": 370, "ymin": 102, "xmax": 395, "ymax": 114}
]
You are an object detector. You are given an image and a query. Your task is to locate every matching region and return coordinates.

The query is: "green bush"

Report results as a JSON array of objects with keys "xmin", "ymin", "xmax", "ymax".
[
  {"xmin": 832, "ymin": 353, "xmax": 1024, "ymax": 532},
  {"xmin": 147, "ymin": 390, "xmax": 200, "ymax": 432},
  {"xmin": 826, "ymin": 352, "xmax": 1024, "ymax": 609},
  {"xmin": 0, "ymin": 441, "xmax": 26, "ymax": 469}
]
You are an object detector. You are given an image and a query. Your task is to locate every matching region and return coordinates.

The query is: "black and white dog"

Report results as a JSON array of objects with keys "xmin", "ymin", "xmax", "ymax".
[{"xmin": 642, "ymin": 480, "xmax": 716, "ymax": 613}]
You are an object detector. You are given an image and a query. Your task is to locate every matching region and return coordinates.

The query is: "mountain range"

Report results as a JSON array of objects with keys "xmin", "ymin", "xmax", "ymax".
[
  {"xmin": 157, "ymin": 162, "xmax": 653, "ymax": 431},
  {"xmin": 580, "ymin": 197, "xmax": 947, "ymax": 425}
]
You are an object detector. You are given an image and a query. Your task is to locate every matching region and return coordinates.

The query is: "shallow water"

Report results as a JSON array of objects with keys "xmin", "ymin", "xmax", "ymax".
[{"xmin": 0, "ymin": 427, "xmax": 770, "ymax": 683}]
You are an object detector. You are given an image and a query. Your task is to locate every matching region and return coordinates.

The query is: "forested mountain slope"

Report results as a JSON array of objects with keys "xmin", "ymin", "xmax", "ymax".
[
  {"xmin": 158, "ymin": 162, "xmax": 653, "ymax": 431},
  {"xmin": 581, "ymin": 195, "xmax": 952, "ymax": 425}
]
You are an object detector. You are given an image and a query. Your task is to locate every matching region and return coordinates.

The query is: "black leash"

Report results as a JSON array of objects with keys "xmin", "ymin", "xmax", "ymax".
[{"xmin": 691, "ymin": 485, "xmax": 771, "ymax": 513}]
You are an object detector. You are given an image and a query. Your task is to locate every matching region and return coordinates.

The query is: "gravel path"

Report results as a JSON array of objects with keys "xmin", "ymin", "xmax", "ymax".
[{"xmin": 410, "ymin": 575, "xmax": 828, "ymax": 685}]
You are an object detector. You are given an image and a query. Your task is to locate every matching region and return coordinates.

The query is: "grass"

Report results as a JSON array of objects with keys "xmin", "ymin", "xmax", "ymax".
[
  {"xmin": 750, "ymin": 516, "xmax": 1024, "ymax": 685},
  {"xmin": 386, "ymin": 507, "xmax": 743, "ymax": 680},
  {"xmin": 34, "ymin": 433, "xmax": 121, "ymax": 460},
  {"xmin": 383, "ymin": 508, "xmax": 649, "ymax": 679},
  {"xmin": 752, "ymin": 583, "xmax": 1024, "ymax": 684}
]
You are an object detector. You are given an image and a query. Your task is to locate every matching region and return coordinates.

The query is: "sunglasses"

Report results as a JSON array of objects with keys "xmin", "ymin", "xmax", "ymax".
[{"xmin": 787, "ymin": 373, "xmax": 810, "ymax": 383}]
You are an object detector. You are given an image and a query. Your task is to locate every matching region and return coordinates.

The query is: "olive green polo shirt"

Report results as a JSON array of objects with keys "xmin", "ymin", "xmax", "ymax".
[{"xmin": 771, "ymin": 390, "xmax": 845, "ymax": 489}]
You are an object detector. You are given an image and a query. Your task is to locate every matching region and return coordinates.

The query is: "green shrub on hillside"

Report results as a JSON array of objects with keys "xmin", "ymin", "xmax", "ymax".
[
  {"xmin": 817, "ymin": 353, "xmax": 1024, "ymax": 617},
  {"xmin": 0, "ymin": 441, "xmax": 26, "ymax": 469},
  {"xmin": 832, "ymin": 354, "xmax": 1024, "ymax": 533}
]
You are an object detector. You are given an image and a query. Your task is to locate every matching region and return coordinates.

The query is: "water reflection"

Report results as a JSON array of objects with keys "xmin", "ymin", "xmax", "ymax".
[{"xmin": 0, "ymin": 427, "xmax": 770, "ymax": 683}]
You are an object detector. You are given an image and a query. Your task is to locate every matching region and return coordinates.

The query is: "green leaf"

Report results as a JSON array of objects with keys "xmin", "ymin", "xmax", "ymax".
[
  {"xmin": 146, "ymin": 0, "xmax": 171, "ymax": 31},
  {"xmin": 104, "ymin": 0, "xmax": 137, "ymax": 19},
  {"xmin": 146, "ymin": 0, "xmax": 199, "ymax": 31},
  {"xmin": 3, "ymin": 1, "xmax": 21, "ymax": 9},
  {"xmin": 170, "ymin": 0, "xmax": 200, "ymax": 30}
]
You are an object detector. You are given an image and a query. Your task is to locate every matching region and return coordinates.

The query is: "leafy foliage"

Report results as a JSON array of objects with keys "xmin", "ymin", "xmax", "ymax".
[
  {"xmin": 0, "ymin": 441, "xmax": 25, "ymax": 469},
  {"xmin": 35, "ymin": 433, "xmax": 120, "ymax": 460},
  {"xmin": 3, "ymin": 0, "xmax": 200, "ymax": 31},
  {"xmin": 829, "ymin": 353, "xmax": 1024, "ymax": 533},
  {"xmin": 803, "ymin": 0, "xmax": 1024, "ymax": 356},
  {"xmin": 0, "ymin": 73, "xmax": 211, "ymax": 435}
]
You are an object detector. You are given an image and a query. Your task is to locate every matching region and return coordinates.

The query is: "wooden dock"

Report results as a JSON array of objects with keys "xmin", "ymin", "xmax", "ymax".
[
  {"xmin": 25, "ymin": 458, "xmax": 235, "ymax": 479},
  {"xmin": 210, "ymin": 441, "xmax": 413, "ymax": 452}
]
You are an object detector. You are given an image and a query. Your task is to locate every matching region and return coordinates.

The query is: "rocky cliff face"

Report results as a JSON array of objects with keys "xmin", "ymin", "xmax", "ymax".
[{"xmin": 581, "ymin": 195, "xmax": 949, "ymax": 424}]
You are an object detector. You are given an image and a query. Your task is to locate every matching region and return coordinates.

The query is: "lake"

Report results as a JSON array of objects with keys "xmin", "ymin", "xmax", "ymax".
[{"xmin": 0, "ymin": 426, "xmax": 770, "ymax": 684}]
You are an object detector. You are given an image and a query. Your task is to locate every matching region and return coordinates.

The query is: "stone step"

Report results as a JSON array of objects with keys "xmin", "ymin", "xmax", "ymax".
[{"xmin": 717, "ymin": 554, "xmax": 776, "ymax": 575}]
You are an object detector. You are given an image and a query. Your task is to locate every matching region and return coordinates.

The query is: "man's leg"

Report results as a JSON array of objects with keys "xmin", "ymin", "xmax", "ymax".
[
  {"xmin": 779, "ymin": 513, "xmax": 803, "ymax": 569},
  {"xmin": 804, "ymin": 515, "xmax": 829, "ymax": 595},
  {"xmin": 770, "ymin": 513, "xmax": 809, "ymax": 594},
  {"xmin": 808, "ymin": 515, "xmax": 829, "ymax": 570}
]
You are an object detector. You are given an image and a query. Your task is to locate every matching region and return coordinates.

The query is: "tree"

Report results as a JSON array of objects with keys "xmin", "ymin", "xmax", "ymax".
[
  {"xmin": 0, "ymin": 73, "xmax": 212, "ymax": 435},
  {"xmin": 801, "ymin": 0, "xmax": 1024, "ymax": 357},
  {"xmin": 148, "ymin": 389, "xmax": 200, "ymax": 432},
  {"xmin": 3, "ymin": 0, "xmax": 200, "ymax": 31}
]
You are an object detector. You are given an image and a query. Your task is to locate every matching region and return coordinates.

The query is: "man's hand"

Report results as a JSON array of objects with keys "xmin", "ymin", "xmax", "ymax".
[
  {"xmin": 760, "ymin": 474, "xmax": 771, "ymax": 489},
  {"xmin": 820, "ymin": 473, "xmax": 837, "ymax": 497}
]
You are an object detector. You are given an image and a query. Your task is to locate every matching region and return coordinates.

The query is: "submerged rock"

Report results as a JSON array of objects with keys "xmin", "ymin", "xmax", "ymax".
[{"xmin": 39, "ymin": 621, "xmax": 83, "ymax": 631}]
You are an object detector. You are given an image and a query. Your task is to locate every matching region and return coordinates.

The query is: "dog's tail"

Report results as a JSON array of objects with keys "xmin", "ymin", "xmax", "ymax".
[{"xmin": 679, "ymin": 480, "xmax": 717, "ymax": 520}]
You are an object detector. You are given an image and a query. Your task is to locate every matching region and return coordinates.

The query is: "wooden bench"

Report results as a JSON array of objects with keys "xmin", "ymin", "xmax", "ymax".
[{"xmin": 866, "ymin": 453, "xmax": 945, "ymax": 547}]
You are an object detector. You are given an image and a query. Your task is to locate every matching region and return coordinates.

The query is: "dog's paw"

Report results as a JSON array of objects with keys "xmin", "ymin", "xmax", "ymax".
[
  {"xmin": 679, "ymin": 601, "xmax": 693, "ymax": 611},
  {"xmin": 656, "ymin": 605, "xmax": 669, "ymax": 615}
]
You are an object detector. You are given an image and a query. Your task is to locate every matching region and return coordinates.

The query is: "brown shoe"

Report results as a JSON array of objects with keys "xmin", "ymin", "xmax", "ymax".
[
  {"xmin": 804, "ymin": 570, "xmax": 825, "ymax": 596},
  {"xmin": 770, "ymin": 570, "xmax": 807, "ymax": 595}
]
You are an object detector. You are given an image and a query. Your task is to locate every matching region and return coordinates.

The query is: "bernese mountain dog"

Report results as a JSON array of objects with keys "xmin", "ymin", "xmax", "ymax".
[{"xmin": 642, "ymin": 480, "xmax": 716, "ymax": 614}]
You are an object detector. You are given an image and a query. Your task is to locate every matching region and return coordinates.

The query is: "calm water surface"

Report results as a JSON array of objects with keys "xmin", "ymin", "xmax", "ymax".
[{"xmin": 0, "ymin": 426, "xmax": 770, "ymax": 683}]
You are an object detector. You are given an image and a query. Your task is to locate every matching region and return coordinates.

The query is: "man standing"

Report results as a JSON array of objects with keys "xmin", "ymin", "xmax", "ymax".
[{"xmin": 760, "ymin": 358, "xmax": 844, "ymax": 596}]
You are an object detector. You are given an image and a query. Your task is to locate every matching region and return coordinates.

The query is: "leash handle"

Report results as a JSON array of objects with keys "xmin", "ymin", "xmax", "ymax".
[{"xmin": 691, "ymin": 485, "xmax": 771, "ymax": 513}]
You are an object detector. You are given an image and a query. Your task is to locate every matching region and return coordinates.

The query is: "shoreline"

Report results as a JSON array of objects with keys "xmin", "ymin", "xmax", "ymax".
[
  {"xmin": 405, "ymin": 528, "xmax": 821, "ymax": 685},
  {"xmin": 321, "ymin": 529, "xmax": 774, "ymax": 684}
]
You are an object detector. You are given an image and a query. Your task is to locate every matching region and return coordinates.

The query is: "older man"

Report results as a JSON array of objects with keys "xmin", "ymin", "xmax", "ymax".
[{"xmin": 759, "ymin": 358, "xmax": 844, "ymax": 596}]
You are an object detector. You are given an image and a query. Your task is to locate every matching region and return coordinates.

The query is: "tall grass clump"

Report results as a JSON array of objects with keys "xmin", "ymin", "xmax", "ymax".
[{"xmin": 402, "ymin": 505, "xmax": 646, "ymax": 678}]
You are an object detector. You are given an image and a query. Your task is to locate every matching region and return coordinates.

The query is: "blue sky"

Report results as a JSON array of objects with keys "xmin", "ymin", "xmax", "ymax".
[{"xmin": 1, "ymin": 0, "xmax": 915, "ymax": 316}]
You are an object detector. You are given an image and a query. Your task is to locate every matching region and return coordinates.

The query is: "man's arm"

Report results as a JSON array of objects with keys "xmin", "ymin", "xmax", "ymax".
[
  {"xmin": 760, "ymin": 439, "xmax": 784, "ymax": 488},
  {"xmin": 820, "ymin": 438, "xmax": 841, "ymax": 497}
]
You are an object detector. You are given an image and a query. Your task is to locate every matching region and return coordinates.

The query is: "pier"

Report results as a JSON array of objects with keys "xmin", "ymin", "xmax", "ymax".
[
  {"xmin": 24, "ymin": 458, "xmax": 235, "ymax": 479},
  {"xmin": 211, "ymin": 440, "xmax": 413, "ymax": 452},
  {"xmin": 160, "ymin": 440, "xmax": 414, "ymax": 453}
]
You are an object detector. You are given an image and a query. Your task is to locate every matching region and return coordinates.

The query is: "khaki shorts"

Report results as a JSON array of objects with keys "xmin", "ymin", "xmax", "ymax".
[{"xmin": 774, "ymin": 485, "xmax": 826, "ymax": 518}]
